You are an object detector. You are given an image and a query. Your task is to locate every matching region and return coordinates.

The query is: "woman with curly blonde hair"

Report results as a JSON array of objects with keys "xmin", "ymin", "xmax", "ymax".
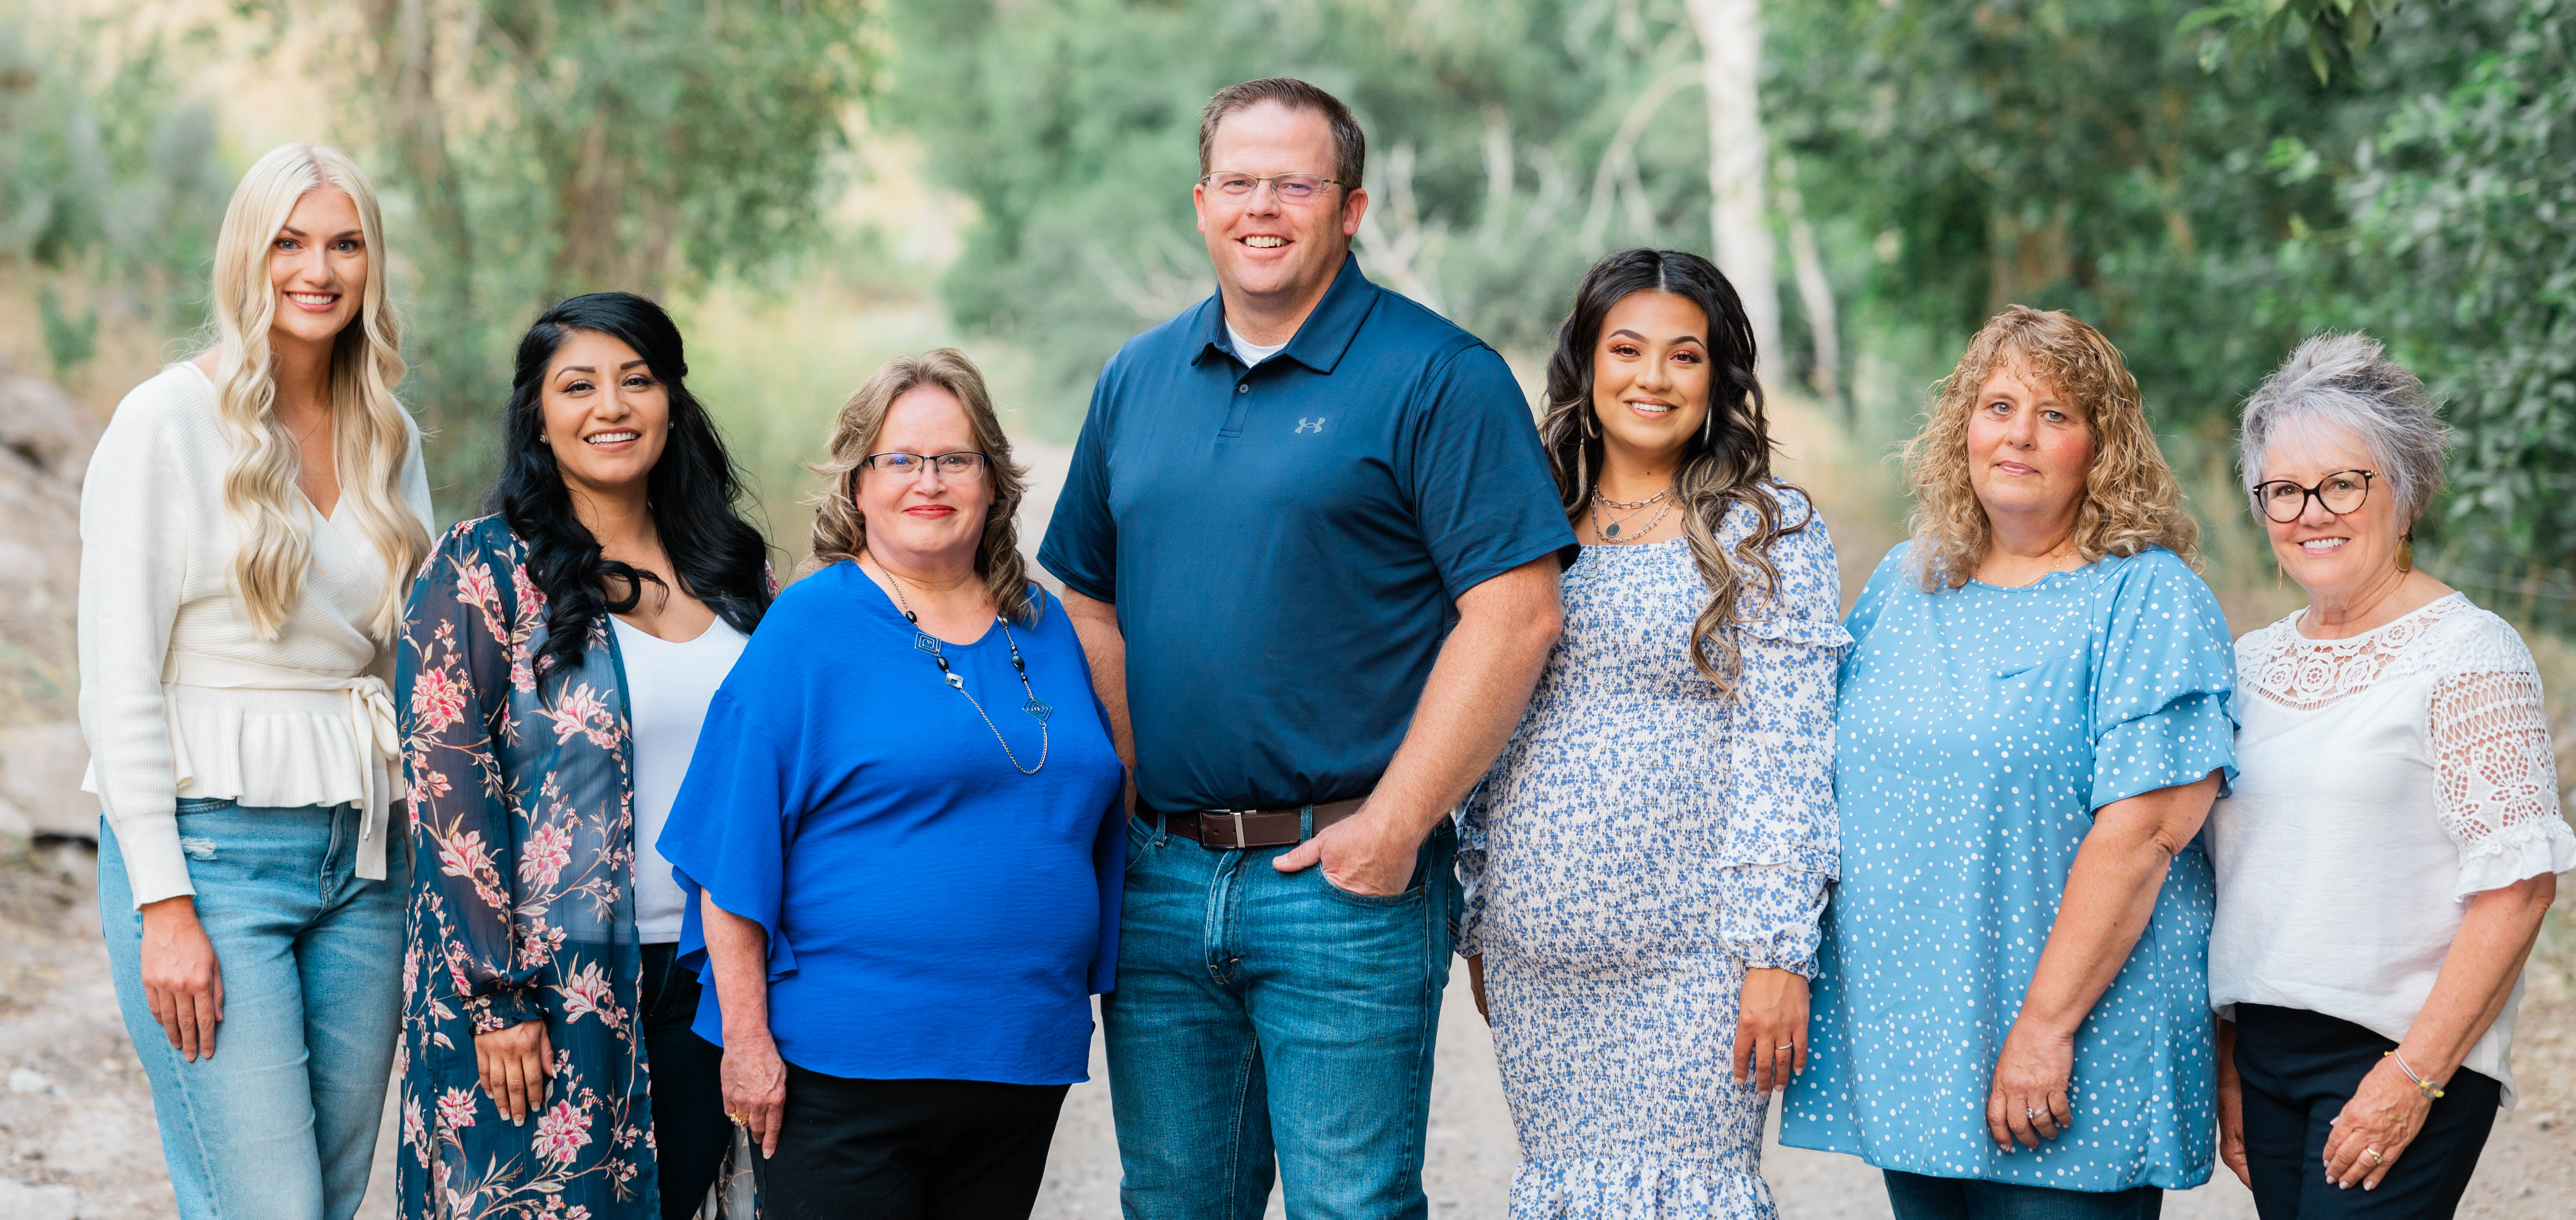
[
  {"xmin": 81, "ymin": 143, "xmax": 430, "ymax": 1219},
  {"xmin": 1784, "ymin": 307, "xmax": 2239, "ymax": 1219}
]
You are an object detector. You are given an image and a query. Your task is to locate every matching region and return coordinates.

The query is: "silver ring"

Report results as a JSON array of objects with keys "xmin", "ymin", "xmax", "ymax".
[
  {"xmin": 1775, "ymin": 1043, "xmax": 1794, "ymax": 1051},
  {"xmin": 2026, "ymin": 1108, "xmax": 2042, "ymax": 1122}
]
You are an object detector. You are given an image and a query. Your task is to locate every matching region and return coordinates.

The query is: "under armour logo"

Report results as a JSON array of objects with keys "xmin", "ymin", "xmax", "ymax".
[{"xmin": 1296, "ymin": 417, "xmax": 1327, "ymax": 433}]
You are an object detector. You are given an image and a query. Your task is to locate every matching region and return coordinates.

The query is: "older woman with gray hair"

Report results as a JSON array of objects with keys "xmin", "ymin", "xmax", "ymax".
[{"xmin": 2210, "ymin": 333, "xmax": 2575, "ymax": 1218}]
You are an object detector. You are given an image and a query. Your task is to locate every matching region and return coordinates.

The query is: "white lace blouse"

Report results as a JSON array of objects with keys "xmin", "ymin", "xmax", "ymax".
[{"xmin": 2208, "ymin": 593, "xmax": 2576, "ymax": 1103}]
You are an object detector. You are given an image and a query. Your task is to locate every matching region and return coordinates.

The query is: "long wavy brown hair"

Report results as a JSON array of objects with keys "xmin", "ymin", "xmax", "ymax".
[
  {"xmin": 807, "ymin": 349, "xmax": 1038, "ymax": 624},
  {"xmin": 1537, "ymin": 248, "xmax": 1810, "ymax": 696},
  {"xmin": 1903, "ymin": 305, "xmax": 2200, "ymax": 591}
]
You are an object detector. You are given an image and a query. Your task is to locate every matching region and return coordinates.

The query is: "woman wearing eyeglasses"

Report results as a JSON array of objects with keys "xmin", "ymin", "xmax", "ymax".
[
  {"xmin": 2208, "ymin": 335, "xmax": 2571, "ymax": 1218},
  {"xmin": 656, "ymin": 350, "xmax": 1125, "ymax": 1219}
]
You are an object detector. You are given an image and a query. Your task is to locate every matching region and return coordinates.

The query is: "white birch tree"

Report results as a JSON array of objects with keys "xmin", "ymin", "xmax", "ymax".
[{"xmin": 1685, "ymin": 0, "xmax": 1782, "ymax": 381}]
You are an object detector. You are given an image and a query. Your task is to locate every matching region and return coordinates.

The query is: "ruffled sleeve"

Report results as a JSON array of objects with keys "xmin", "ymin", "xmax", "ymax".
[
  {"xmin": 2088, "ymin": 549, "xmax": 2239, "ymax": 810},
  {"xmin": 398, "ymin": 521, "xmax": 545, "ymax": 1032},
  {"xmin": 664, "ymin": 688, "xmax": 801, "ymax": 986},
  {"xmin": 2428, "ymin": 619, "xmax": 2576, "ymax": 897},
  {"xmin": 1714, "ymin": 494, "xmax": 1849, "ymax": 974}
]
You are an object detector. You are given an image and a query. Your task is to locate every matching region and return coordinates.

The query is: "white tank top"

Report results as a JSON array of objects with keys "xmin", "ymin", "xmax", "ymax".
[{"xmin": 612, "ymin": 613, "xmax": 751, "ymax": 943}]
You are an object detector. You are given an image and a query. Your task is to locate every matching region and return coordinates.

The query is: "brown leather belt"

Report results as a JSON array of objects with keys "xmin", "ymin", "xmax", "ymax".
[{"xmin": 1165, "ymin": 797, "xmax": 1367, "ymax": 850}]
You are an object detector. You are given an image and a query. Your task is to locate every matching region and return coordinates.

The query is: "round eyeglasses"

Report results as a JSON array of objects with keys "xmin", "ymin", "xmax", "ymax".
[
  {"xmin": 860, "ymin": 451, "xmax": 987, "ymax": 478},
  {"xmin": 2251, "ymin": 469, "xmax": 2376, "ymax": 524},
  {"xmin": 1200, "ymin": 171, "xmax": 1344, "ymax": 204}
]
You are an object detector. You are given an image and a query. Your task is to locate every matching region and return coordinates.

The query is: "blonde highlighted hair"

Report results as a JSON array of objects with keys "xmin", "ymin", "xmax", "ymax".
[
  {"xmin": 205, "ymin": 143, "xmax": 428, "ymax": 639},
  {"xmin": 1903, "ymin": 305, "xmax": 2200, "ymax": 590},
  {"xmin": 808, "ymin": 349, "xmax": 1038, "ymax": 624}
]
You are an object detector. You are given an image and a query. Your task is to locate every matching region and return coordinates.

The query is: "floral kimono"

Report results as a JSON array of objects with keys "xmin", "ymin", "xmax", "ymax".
[{"xmin": 393, "ymin": 516, "xmax": 744, "ymax": 1219}]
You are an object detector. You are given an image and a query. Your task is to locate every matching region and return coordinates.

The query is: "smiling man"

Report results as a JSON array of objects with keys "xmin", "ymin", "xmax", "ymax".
[{"xmin": 1039, "ymin": 78, "xmax": 1573, "ymax": 1218}]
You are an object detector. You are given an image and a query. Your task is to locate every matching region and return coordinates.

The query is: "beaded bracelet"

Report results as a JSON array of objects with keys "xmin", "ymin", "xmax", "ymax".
[{"xmin": 2384, "ymin": 1049, "xmax": 2446, "ymax": 1100}]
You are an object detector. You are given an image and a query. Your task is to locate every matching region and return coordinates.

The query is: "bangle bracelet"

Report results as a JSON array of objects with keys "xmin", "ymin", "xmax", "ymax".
[{"xmin": 2384, "ymin": 1049, "xmax": 2446, "ymax": 1100}]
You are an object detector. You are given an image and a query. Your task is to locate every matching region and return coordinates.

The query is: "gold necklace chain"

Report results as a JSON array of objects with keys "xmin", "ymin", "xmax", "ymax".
[{"xmin": 878, "ymin": 563, "xmax": 1051, "ymax": 776}]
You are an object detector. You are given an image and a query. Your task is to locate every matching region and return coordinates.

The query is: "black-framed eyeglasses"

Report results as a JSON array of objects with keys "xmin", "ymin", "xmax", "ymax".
[
  {"xmin": 1199, "ymin": 171, "xmax": 1345, "ymax": 204},
  {"xmin": 2251, "ymin": 469, "xmax": 2376, "ymax": 524},
  {"xmin": 859, "ymin": 451, "xmax": 987, "ymax": 478}
]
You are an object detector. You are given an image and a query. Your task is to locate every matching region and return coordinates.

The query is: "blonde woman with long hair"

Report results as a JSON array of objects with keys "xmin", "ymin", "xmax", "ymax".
[
  {"xmin": 1782, "ymin": 308, "xmax": 2235, "ymax": 1219},
  {"xmin": 79, "ymin": 143, "xmax": 430, "ymax": 1220}
]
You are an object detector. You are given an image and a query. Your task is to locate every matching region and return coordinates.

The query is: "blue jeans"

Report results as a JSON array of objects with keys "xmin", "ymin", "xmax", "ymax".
[
  {"xmin": 97, "ymin": 800, "xmax": 408, "ymax": 1220},
  {"xmin": 1103, "ymin": 812, "xmax": 1458, "ymax": 1220},
  {"xmin": 1884, "ymin": 1170, "xmax": 2165, "ymax": 1220}
]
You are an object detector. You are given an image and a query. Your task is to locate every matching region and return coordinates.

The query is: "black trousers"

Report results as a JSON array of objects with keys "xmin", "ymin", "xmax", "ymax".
[
  {"xmin": 641, "ymin": 941, "xmax": 733, "ymax": 1220},
  {"xmin": 752, "ymin": 1062, "xmax": 1069, "ymax": 1220},
  {"xmin": 2234, "ymin": 1004, "xmax": 2502, "ymax": 1220}
]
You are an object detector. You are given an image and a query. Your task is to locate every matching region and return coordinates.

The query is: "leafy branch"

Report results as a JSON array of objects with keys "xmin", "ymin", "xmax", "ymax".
[{"xmin": 2182, "ymin": 0, "xmax": 2404, "ymax": 81}]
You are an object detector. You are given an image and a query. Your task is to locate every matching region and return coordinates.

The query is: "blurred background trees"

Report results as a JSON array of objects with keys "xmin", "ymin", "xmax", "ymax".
[{"xmin": 1, "ymin": 0, "xmax": 2571, "ymax": 615}]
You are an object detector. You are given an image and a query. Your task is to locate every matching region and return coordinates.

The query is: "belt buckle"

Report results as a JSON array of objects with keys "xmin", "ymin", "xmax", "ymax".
[{"xmin": 1203, "ymin": 810, "xmax": 1255, "ymax": 850}]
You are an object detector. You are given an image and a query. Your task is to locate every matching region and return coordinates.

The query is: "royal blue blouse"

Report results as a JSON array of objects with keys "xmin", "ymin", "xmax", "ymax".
[{"xmin": 659, "ymin": 564, "xmax": 1125, "ymax": 1084}]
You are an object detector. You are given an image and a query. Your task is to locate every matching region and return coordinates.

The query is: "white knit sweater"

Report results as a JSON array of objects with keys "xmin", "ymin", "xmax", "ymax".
[{"xmin": 77, "ymin": 363, "xmax": 432, "ymax": 906}]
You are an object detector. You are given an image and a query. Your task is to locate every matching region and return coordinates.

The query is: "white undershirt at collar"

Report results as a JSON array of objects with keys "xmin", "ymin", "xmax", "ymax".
[{"xmin": 1226, "ymin": 321, "xmax": 1289, "ymax": 366}]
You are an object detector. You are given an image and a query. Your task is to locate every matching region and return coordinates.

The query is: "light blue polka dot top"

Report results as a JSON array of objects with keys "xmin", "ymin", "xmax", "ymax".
[{"xmin": 1780, "ymin": 542, "xmax": 2238, "ymax": 1192}]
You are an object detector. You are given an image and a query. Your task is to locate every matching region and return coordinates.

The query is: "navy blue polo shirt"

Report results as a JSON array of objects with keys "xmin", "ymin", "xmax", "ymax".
[{"xmin": 1039, "ymin": 254, "xmax": 1572, "ymax": 814}]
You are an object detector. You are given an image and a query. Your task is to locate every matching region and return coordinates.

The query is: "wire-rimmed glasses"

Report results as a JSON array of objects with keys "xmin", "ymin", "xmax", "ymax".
[
  {"xmin": 860, "ymin": 451, "xmax": 987, "ymax": 478},
  {"xmin": 1199, "ymin": 171, "xmax": 1344, "ymax": 204},
  {"xmin": 2251, "ymin": 469, "xmax": 2376, "ymax": 524}
]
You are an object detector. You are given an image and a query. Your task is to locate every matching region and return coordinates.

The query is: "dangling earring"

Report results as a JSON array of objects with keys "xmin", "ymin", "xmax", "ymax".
[
  {"xmin": 1580, "ymin": 406, "xmax": 1598, "ymax": 439},
  {"xmin": 2399, "ymin": 530, "xmax": 2415, "ymax": 573}
]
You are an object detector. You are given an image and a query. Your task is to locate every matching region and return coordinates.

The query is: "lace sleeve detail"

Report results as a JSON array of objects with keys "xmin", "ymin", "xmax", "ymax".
[{"xmin": 2429, "ymin": 646, "xmax": 2576, "ymax": 897}]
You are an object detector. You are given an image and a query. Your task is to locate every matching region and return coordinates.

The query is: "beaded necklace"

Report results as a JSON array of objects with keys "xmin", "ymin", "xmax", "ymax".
[{"xmin": 877, "ymin": 563, "xmax": 1051, "ymax": 775}]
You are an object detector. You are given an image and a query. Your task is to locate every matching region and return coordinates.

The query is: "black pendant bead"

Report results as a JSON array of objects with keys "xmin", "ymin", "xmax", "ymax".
[{"xmin": 1603, "ymin": 521, "xmax": 1622, "ymax": 538}]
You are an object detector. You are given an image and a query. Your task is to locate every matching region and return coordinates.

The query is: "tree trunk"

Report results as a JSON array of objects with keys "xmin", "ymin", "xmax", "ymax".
[
  {"xmin": 362, "ymin": 0, "xmax": 474, "ymax": 327},
  {"xmin": 1777, "ymin": 156, "xmax": 1840, "ymax": 403},
  {"xmin": 1685, "ymin": 0, "xmax": 1781, "ymax": 383}
]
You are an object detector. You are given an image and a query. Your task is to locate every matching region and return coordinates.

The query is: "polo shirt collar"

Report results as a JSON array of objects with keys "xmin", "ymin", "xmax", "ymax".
[{"xmin": 1192, "ymin": 253, "xmax": 1380, "ymax": 376}]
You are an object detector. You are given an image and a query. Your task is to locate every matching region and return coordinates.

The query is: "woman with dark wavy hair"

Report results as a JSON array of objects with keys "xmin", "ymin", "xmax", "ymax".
[
  {"xmin": 394, "ymin": 291, "xmax": 771, "ymax": 1219},
  {"xmin": 1455, "ymin": 248, "xmax": 1847, "ymax": 1216}
]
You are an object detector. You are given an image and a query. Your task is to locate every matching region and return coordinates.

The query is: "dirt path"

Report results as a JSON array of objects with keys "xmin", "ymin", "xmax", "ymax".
[{"xmin": 6, "ymin": 842, "xmax": 2570, "ymax": 1219}]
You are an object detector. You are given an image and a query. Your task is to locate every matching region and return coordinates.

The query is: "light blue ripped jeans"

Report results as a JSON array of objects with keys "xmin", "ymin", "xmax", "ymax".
[{"xmin": 97, "ymin": 799, "xmax": 408, "ymax": 1220}]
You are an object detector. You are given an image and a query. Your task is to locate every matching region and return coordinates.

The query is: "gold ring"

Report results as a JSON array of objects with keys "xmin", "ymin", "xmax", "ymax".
[
  {"xmin": 2367, "ymin": 1148, "xmax": 2384, "ymax": 1166},
  {"xmin": 728, "ymin": 1112, "xmax": 746, "ymax": 1127}
]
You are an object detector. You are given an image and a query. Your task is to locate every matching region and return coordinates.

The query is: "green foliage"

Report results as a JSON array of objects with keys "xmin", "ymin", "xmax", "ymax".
[
  {"xmin": 0, "ymin": 14, "xmax": 231, "ymax": 363},
  {"xmin": 239, "ymin": 0, "xmax": 877, "ymax": 513},
  {"xmin": 1764, "ymin": 0, "xmax": 2409, "ymax": 432},
  {"xmin": 37, "ymin": 285, "xmax": 98, "ymax": 376},
  {"xmin": 2347, "ymin": 0, "xmax": 2576, "ymax": 602},
  {"xmin": 2182, "ymin": 0, "xmax": 2401, "ymax": 82}
]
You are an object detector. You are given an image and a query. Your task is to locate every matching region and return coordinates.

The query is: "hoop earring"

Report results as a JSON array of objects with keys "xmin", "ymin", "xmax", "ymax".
[{"xmin": 1580, "ymin": 406, "xmax": 1598, "ymax": 439}]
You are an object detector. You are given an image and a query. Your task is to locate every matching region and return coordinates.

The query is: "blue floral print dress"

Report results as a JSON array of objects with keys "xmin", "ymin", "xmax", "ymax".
[
  {"xmin": 1781, "ymin": 543, "xmax": 2237, "ymax": 1193},
  {"xmin": 392, "ymin": 516, "xmax": 744, "ymax": 1220},
  {"xmin": 1459, "ymin": 487, "xmax": 1848, "ymax": 1219}
]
